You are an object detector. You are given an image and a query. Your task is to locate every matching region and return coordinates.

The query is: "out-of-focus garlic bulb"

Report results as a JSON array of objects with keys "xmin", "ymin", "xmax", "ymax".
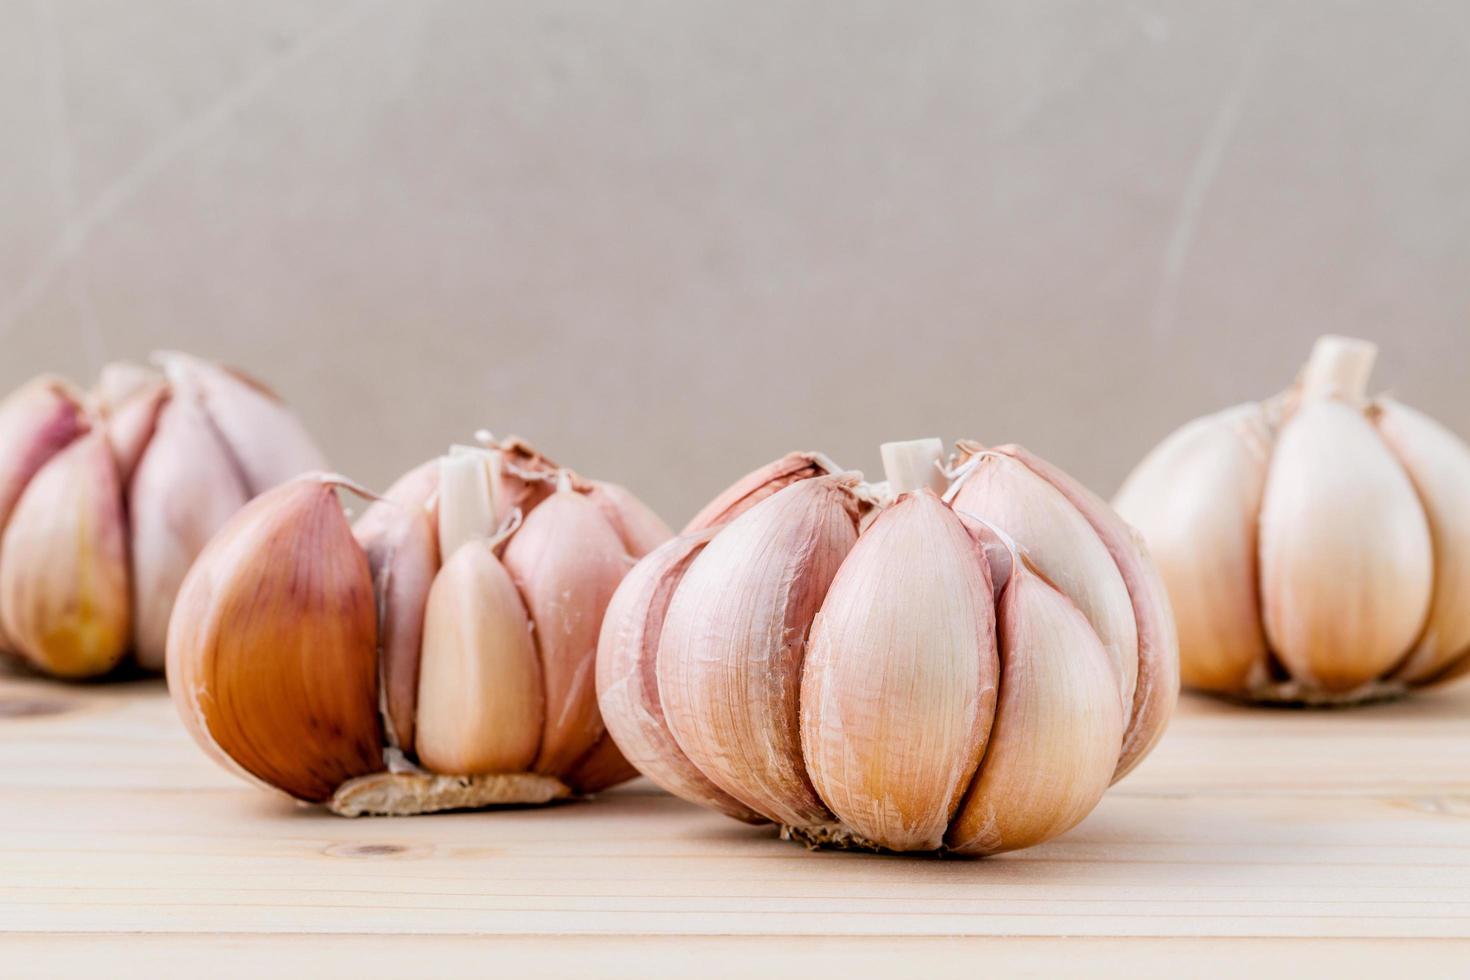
[
  {"xmin": 167, "ymin": 435, "xmax": 671, "ymax": 816},
  {"xmin": 596, "ymin": 438, "xmax": 1178, "ymax": 856},
  {"xmin": 1116, "ymin": 335, "xmax": 1470, "ymax": 704},
  {"xmin": 0, "ymin": 353, "xmax": 324, "ymax": 679}
]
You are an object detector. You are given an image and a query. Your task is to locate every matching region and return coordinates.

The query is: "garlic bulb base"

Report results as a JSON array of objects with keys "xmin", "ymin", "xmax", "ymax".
[
  {"xmin": 1212, "ymin": 678, "xmax": 1409, "ymax": 709},
  {"xmin": 780, "ymin": 822, "xmax": 891, "ymax": 854},
  {"xmin": 328, "ymin": 771, "xmax": 572, "ymax": 817}
]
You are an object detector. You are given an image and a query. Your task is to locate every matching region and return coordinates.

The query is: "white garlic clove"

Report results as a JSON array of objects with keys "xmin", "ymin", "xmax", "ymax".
[
  {"xmin": 0, "ymin": 431, "xmax": 131, "ymax": 678},
  {"xmin": 657, "ymin": 477, "xmax": 860, "ymax": 827},
  {"xmin": 416, "ymin": 541, "xmax": 544, "ymax": 775},
  {"xmin": 128, "ymin": 391, "xmax": 252, "ymax": 669},
  {"xmin": 801, "ymin": 491, "xmax": 999, "ymax": 852},
  {"xmin": 158, "ymin": 352, "xmax": 325, "ymax": 495},
  {"xmin": 92, "ymin": 361, "xmax": 160, "ymax": 410},
  {"xmin": 503, "ymin": 488, "xmax": 630, "ymax": 777},
  {"xmin": 946, "ymin": 564, "xmax": 1125, "ymax": 856},
  {"xmin": 1113, "ymin": 406, "xmax": 1270, "ymax": 696},
  {"xmin": 1373, "ymin": 399, "xmax": 1470, "ymax": 684},
  {"xmin": 949, "ymin": 452, "xmax": 1139, "ymax": 713},
  {"xmin": 1259, "ymin": 400, "xmax": 1433, "ymax": 692},
  {"xmin": 354, "ymin": 499, "xmax": 439, "ymax": 754},
  {"xmin": 436, "ymin": 452, "xmax": 498, "ymax": 561},
  {"xmin": 683, "ymin": 451, "xmax": 840, "ymax": 533},
  {"xmin": 102, "ymin": 380, "xmax": 168, "ymax": 485},
  {"xmin": 586, "ymin": 479, "xmax": 674, "ymax": 558},
  {"xmin": 596, "ymin": 529, "xmax": 768, "ymax": 824},
  {"xmin": 1004, "ymin": 444, "xmax": 1181, "ymax": 781},
  {"xmin": 166, "ymin": 477, "xmax": 381, "ymax": 802},
  {"xmin": 562, "ymin": 733, "xmax": 641, "ymax": 795}
]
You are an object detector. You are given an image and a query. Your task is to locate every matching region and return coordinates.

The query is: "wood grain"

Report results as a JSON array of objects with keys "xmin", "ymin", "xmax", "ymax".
[{"xmin": 1, "ymin": 666, "xmax": 1468, "ymax": 975}]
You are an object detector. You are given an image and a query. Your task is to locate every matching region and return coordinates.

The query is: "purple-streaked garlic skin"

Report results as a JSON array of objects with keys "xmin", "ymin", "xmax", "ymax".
[
  {"xmin": 1117, "ymin": 336, "xmax": 1465, "ymax": 704},
  {"xmin": 599, "ymin": 442, "xmax": 1174, "ymax": 856},
  {"xmin": 0, "ymin": 356, "xmax": 326, "ymax": 679}
]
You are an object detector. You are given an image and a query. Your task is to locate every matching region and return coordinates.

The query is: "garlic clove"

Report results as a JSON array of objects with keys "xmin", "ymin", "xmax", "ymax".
[
  {"xmin": 166, "ymin": 477, "xmax": 381, "ymax": 803},
  {"xmin": 354, "ymin": 499, "xmax": 439, "ymax": 754},
  {"xmin": 586, "ymin": 480, "xmax": 673, "ymax": 558},
  {"xmin": 436, "ymin": 452, "xmax": 498, "ymax": 561},
  {"xmin": 0, "ymin": 377, "xmax": 88, "ymax": 654},
  {"xmin": 503, "ymin": 487, "xmax": 630, "ymax": 777},
  {"xmin": 1003, "ymin": 444, "xmax": 1181, "ymax": 781},
  {"xmin": 562, "ymin": 733, "xmax": 641, "ymax": 794},
  {"xmin": 657, "ymin": 477, "xmax": 860, "ymax": 827},
  {"xmin": 157, "ymin": 352, "xmax": 325, "ymax": 495},
  {"xmin": 92, "ymin": 361, "xmax": 160, "ymax": 410},
  {"xmin": 0, "ymin": 431, "xmax": 131, "ymax": 678},
  {"xmin": 102, "ymin": 380, "xmax": 168, "ymax": 485},
  {"xmin": 1113, "ymin": 406, "xmax": 1270, "ymax": 697},
  {"xmin": 801, "ymin": 491, "xmax": 999, "ymax": 852},
  {"xmin": 1373, "ymin": 399, "xmax": 1470, "ymax": 684},
  {"xmin": 415, "ymin": 540, "xmax": 543, "ymax": 775},
  {"xmin": 949, "ymin": 451, "xmax": 1139, "ymax": 713},
  {"xmin": 683, "ymin": 451, "xmax": 840, "ymax": 533},
  {"xmin": 128, "ymin": 390, "xmax": 252, "ymax": 670},
  {"xmin": 596, "ymin": 529, "xmax": 768, "ymax": 823},
  {"xmin": 946, "ymin": 564, "xmax": 1125, "ymax": 856},
  {"xmin": 1259, "ymin": 400, "xmax": 1433, "ymax": 692}
]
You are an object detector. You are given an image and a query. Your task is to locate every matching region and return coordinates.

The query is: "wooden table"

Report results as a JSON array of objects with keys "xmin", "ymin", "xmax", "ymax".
[{"xmin": 1, "ymin": 667, "xmax": 1467, "ymax": 976}]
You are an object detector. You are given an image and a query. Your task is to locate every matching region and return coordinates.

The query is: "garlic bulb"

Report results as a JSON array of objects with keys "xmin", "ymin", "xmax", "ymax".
[
  {"xmin": 168, "ymin": 436, "xmax": 671, "ymax": 816},
  {"xmin": 1116, "ymin": 335, "xmax": 1470, "ymax": 704},
  {"xmin": 597, "ymin": 438, "xmax": 1178, "ymax": 856},
  {"xmin": 0, "ymin": 353, "xmax": 324, "ymax": 679}
]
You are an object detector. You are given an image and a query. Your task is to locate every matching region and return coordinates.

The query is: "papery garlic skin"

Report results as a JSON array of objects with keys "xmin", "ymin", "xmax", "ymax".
[
  {"xmin": 599, "ymin": 440, "xmax": 1172, "ymax": 857},
  {"xmin": 801, "ymin": 491, "xmax": 998, "ymax": 852},
  {"xmin": 1117, "ymin": 336, "xmax": 1462, "ymax": 704},
  {"xmin": 167, "ymin": 479, "xmax": 382, "ymax": 803},
  {"xmin": 657, "ymin": 477, "xmax": 860, "ymax": 827},
  {"xmin": 0, "ymin": 355, "xmax": 325, "ymax": 679}
]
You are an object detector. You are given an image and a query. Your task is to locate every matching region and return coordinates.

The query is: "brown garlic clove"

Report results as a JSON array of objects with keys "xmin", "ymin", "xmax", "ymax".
[
  {"xmin": 596, "ymin": 529, "xmax": 767, "ymax": 824},
  {"xmin": 801, "ymin": 491, "xmax": 999, "ymax": 852},
  {"xmin": 128, "ymin": 388, "xmax": 251, "ymax": 670},
  {"xmin": 657, "ymin": 477, "xmax": 860, "ymax": 827},
  {"xmin": 949, "ymin": 451, "xmax": 1138, "ymax": 713},
  {"xmin": 946, "ymin": 563, "xmax": 1125, "ymax": 856},
  {"xmin": 1259, "ymin": 399, "xmax": 1433, "ymax": 692},
  {"xmin": 562, "ymin": 733, "xmax": 641, "ymax": 795},
  {"xmin": 1113, "ymin": 406, "xmax": 1270, "ymax": 696},
  {"xmin": 1374, "ymin": 399, "xmax": 1470, "ymax": 684},
  {"xmin": 0, "ymin": 431, "xmax": 131, "ymax": 678},
  {"xmin": 683, "ymin": 451, "xmax": 840, "ymax": 532},
  {"xmin": 415, "ymin": 540, "xmax": 543, "ymax": 775},
  {"xmin": 503, "ymin": 486, "xmax": 630, "ymax": 777},
  {"xmin": 159, "ymin": 353, "xmax": 325, "ymax": 495},
  {"xmin": 999, "ymin": 444, "xmax": 1181, "ymax": 783},
  {"xmin": 586, "ymin": 479, "xmax": 674, "ymax": 558},
  {"xmin": 166, "ymin": 477, "xmax": 381, "ymax": 802},
  {"xmin": 354, "ymin": 498, "xmax": 439, "ymax": 754}
]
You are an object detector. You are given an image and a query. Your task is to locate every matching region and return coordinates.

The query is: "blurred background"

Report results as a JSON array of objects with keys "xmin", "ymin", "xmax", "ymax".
[{"xmin": 1, "ymin": 1, "xmax": 1466, "ymax": 524}]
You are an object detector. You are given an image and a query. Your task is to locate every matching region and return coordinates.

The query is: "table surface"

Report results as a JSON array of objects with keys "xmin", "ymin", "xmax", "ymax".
[{"xmin": 1, "ymin": 666, "xmax": 1467, "ymax": 977}]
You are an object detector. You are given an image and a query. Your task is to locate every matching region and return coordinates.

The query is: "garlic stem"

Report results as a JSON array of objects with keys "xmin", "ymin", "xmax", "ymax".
[
  {"xmin": 437, "ymin": 453, "xmax": 497, "ymax": 559},
  {"xmin": 1299, "ymin": 335, "xmax": 1377, "ymax": 403},
  {"xmin": 879, "ymin": 438, "xmax": 947, "ymax": 495}
]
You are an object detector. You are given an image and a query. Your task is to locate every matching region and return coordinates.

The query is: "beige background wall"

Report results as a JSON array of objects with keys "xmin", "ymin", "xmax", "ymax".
[{"xmin": 2, "ymin": 1, "xmax": 1466, "ymax": 524}]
